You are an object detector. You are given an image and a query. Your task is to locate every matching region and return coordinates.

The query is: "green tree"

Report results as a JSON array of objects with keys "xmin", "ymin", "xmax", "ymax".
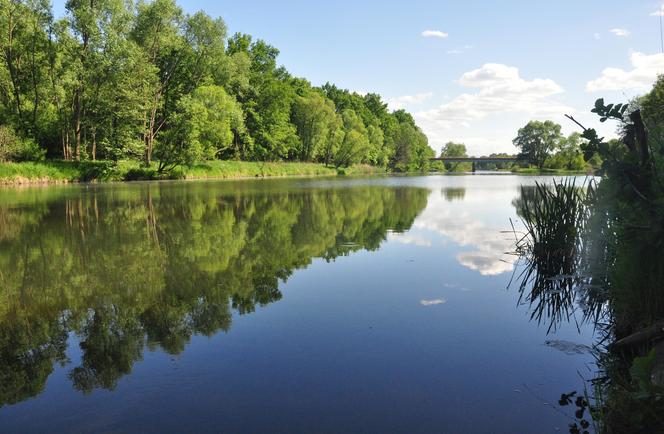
[
  {"xmin": 0, "ymin": 0, "xmax": 430, "ymax": 171},
  {"xmin": 544, "ymin": 132, "xmax": 586, "ymax": 171},
  {"xmin": 131, "ymin": 0, "xmax": 186, "ymax": 165},
  {"xmin": 155, "ymin": 85, "xmax": 246, "ymax": 170},
  {"xmin": 513, "ymin": 120, "xmax": 562, "ymax": 168},
  {"xmin": 388, "ymin": 111, "xmax": 432, "ymax": 172},
  {"xmin": 335, "ymin": 109, "xmax": 369, "ymax": 167},
  {"xmin": 439, "ymin": 142, "xmax": 470, "ymax": 171},
  {"xmin": 291, "ymin": 89, "xmax": 338, "ymax": 162}
]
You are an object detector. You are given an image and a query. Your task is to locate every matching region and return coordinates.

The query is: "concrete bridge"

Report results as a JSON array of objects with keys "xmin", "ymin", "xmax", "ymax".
[{"xmin": 430, "ymin": 157, "xmax": 521, "ymax": 172}]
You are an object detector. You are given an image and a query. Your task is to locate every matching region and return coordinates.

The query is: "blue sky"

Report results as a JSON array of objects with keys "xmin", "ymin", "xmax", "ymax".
[{"xmin": 53, "ymin": 0, "xmax": 664, "ymax": 155}]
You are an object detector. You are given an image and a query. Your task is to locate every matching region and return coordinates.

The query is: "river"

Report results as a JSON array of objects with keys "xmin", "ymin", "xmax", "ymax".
[{"xmin": 0, "ymin": 175, "xmax": 595, "ymax": 433}]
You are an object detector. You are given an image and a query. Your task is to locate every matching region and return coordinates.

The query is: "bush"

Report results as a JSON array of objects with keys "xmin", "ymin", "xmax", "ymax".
[
  {"xmin": 0, "ymin": 126, "xmax": 45, "ymax": 162},
  {"xmin": 543, "ymin": 153, "xmax": 586, "ymax": 171},
  {"xmin": 123, "ymin": 167, "xmax": 158, "ymax": 181},
  {"xmin": 77, "ymin": 161, "xmax": 121, "ymax": 182}
]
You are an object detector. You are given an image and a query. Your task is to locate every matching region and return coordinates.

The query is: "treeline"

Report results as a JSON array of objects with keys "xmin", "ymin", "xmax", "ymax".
[
  {"xmin": 512, "ymin": 120, "xmax": 601, "ymax": 171},
  {"xmin": 438, "ymin": 122, "xmax": 603, "ymax": 173},
  {"xmin": 0, "ymin": 0, "xmax": 434, "ymax": 171}
]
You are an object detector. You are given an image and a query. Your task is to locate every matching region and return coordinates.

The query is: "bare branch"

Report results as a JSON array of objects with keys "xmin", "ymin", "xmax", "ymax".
[{"xmin": 564, "ymin": 114, "xmax": 588, "ymax": 132}]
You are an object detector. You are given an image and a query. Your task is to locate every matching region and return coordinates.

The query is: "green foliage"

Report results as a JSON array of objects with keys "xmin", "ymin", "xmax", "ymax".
[
  {"xmin": 592, "ymin": 98, "xmax": 629, "ymax": 123},
  {"xmin": 0, "ymin": 125, "xmax": 45, "ymax": 162},
  {"xmin": 0, "ymin": 1, "xmax": 432, "ymax": 171},
  {"xmin": 0, "ymin": 160, "xmax": 386, "ymax": 184},
  {"xmin": 512, "ymin": 179, "xmax": 593, "ymax": 331},
  {"xmin": 543, "ymin": 132, "xmax": 587, "ymax": 171},
  {"xmin": 515, "ymin": 85, "xmax": 664, "ymax": 432},
  {"xmin": 334, "ymin": 109, "xmax": 370, "ymax": 168},
  {"xmin": 291, "ymin": 89, "xmax": 340, "ymax": 162},
  {"xmin": 439, "ymin": 142, "xmax": 471, "ymax": 172},
  {"xmin": 513, "ymin": 120, "xmax": 563, "ymax": 168},
  {"xmin": 155, "ymin": 85, "xmax": 247, "ymax": 171}
]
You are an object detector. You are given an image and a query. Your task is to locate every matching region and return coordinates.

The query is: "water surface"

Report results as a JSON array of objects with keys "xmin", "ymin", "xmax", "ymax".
[{"xmin": 0, "ymin": 175, "xmax": 595, "ymax": 433}]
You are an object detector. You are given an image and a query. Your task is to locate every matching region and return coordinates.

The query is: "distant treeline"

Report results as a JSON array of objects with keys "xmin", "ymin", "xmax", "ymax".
[{"xmin": 0, "ymin": 0, "xmax": 434, "ymax": 172}]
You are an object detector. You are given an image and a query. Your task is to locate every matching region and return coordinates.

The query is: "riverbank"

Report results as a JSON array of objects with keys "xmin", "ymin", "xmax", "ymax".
[
  {"xmin": 510, "ymin": 167, "xmax": 593, "ymax": 175},
  {"xmin": 0, "ymin": 160, "xmax": 384, "ymax": 185}
]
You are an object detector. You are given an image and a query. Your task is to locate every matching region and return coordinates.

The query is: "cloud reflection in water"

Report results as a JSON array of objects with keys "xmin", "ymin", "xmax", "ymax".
[{"xmin": 414, "ymin": 189, "xmax": 516, "ymax": 276}]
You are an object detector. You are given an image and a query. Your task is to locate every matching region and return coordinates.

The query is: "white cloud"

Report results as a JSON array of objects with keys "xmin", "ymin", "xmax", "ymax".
[
  {"xmin": 422, "ymin": 30, "xmax": 448, "ymax": 39},
  {"xmin": 651, "ymin": 5, "xmax": 664, "ymax": 16},
  {"xmin": 586, "ymin": 52, "xmax": 664, "ymax": 91},
  {"xmin": 420, "ymin": 298, "xmax": 446, "ymax": 306},
  {"xmin": 610, "ymin": 28, "xmax": 630, "ymax": 37},
  {"xmin": 387, "ymin": 232, "xmax": 432, "ymax": 247},
  {"xmin": 387, "ymin": 92, "xmax": 433, "ymax": 110},
  {"xmin": 594, "ymin": 32, "xmax": 601, "ymax": 40},
  {"xmin": 446, "ymin": 49, "xmax": 462, "ymax": 55},
  {"xmin": 414, "ymin": 63, "xmax": 572, "ymax": 150}
]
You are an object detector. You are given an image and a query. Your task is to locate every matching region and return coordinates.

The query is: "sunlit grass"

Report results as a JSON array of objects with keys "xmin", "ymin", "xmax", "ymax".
[{"xmin": 0, "ymin": 160, "xmax": 384, "ymax": 184}]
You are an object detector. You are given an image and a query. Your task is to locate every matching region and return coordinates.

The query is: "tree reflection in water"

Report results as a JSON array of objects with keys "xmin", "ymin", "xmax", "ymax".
[{"xmin": 0, "ymin": 182, "xmax": 428, "ymax": 406}]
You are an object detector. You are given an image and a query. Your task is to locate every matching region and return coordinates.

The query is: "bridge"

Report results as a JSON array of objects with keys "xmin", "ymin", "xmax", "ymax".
[{"xmin": 430, "ymin": 157, "xmax": 521, "ymax": 172}]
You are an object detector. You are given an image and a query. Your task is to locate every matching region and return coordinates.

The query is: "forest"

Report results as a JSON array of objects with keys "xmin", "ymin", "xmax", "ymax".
[{"xmin": 0, "ymin": 0, "xmax": 434, "ymax": 175}]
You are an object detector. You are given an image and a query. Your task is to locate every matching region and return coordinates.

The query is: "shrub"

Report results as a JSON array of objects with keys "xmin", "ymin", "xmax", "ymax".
[{"xmin": 0, "ymin": 126, "xmax": 45, "ymax": 162}]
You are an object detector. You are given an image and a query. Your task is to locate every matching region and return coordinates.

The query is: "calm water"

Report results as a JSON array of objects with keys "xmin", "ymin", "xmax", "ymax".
[{"xmin": 0, "ymin": 175, "xmax": 595, "ymax": 433}]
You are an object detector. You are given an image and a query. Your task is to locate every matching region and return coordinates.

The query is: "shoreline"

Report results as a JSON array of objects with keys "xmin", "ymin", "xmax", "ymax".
[
  {"xmin": 0, "ymin": 160, "xmax": 591, "ymax": 186},
  {"xmin": 0, "ymin": 161, "xmax": 383, "ymax": 186}
]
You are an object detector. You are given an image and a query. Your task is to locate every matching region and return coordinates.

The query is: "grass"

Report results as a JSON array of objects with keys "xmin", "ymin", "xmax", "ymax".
[
  {"xmin": 511, "ymin": 167, "xmax": 593, "ymax": 175},
  {"xmin": 0, "ymin": 160, "xmax": 384, "ymax": 185},
  {"xmin": 512, "ymin": 179, "xmax": 595, "ymax": 332}
]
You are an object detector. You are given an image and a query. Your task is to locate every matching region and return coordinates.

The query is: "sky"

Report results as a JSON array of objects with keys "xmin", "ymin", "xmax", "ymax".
[{"xmin": 53, "ymin": 0, "xmax": 664, "ymax": 156}]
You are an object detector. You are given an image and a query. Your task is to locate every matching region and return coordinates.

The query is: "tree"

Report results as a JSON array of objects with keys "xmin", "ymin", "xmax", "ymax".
[
  {"xmin": 513, "ymin": 120, "xmax": 562, "ymax": 168},
  {"xmin": 155, "ymin": 85, "xmax": 246, "ymax": 171},
  {"xmin": 131, "ymin": 0, "xmax": 186, "ymax": 165},
  {"xmin": 544, "ymin": 132, "xmax": 586, "ymax": 171},
  {"xmin": 0, "ymin": 0, "xmax": 54, "ymax": 137},
  {"xmin": 439, "ymin": 142, "xmax": 470, "ymax": 171},
  {"xmin": 0, "ymin": 0, "xmax": 431, "ymax": 172},
  {"xmin": 387, "ymin": 111, "xmax": 433, "ymax": 172},
  {"xmin": 335, "ymin": 109, "xmax": 369, "ymax": 168},
  {"xmin": 291, "ymin": 89, "xmax": 338, "ymax": 162},
  {"xmin": 0, "ymin": 124, "xmax": 43, "ymax": 161}
]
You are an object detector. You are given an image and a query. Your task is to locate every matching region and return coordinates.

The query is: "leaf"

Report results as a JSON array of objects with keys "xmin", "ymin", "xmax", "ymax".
[
  {"xmin": 630, "ymin": 348, "xmax": 657, "ymax": 392},
  {"xmin": 594, "ymin": 98, "xmax": 604, "ymax": 111}
]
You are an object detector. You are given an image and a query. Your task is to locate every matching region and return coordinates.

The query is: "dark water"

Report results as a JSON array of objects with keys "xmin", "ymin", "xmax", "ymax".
[{"xmin": 0, "ymin": 175, "xmax": 594, "ymax": 433}]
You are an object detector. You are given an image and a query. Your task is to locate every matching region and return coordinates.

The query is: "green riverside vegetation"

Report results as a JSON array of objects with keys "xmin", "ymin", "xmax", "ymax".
[
  {"xmin": 0, "ymin": 160, "xmax": 382, "ymax": 184},
  {"xmin": 514, "ymin": 77, "xmax": 664, "ymax": 433},
  {"xmin": 0, "ymin": 0, "xmax": 434, "ymax": 180}
]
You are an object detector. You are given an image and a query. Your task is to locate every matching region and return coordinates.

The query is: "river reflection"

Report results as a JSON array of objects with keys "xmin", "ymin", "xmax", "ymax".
[
  {"xmin": 0, "ymin": 176, "xmax": 595, "ymax": 434},
  {"xmin": 0, "ymin": 181, "xmax": 428, "ymax": 405}
]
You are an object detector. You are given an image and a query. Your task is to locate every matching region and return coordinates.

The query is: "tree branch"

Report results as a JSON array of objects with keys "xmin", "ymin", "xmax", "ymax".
[{"xmin": 564, "ymin": 114, "xmax": 588, "ymax": 132}]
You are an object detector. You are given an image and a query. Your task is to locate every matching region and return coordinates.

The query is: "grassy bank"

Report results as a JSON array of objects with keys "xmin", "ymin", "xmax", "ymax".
[
  {"xmin": 511, "ymin": 167, "xmax": 593, "ymax": 175},
  {"xmin": 0, "ymin": 160, "xmax": 385, "ymax": 185}
]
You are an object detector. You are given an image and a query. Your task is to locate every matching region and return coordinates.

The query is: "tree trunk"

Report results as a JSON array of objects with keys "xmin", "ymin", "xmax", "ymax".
[{"xmin": 91, "ymin": 130, "xmax": 96, "ymax": 161}]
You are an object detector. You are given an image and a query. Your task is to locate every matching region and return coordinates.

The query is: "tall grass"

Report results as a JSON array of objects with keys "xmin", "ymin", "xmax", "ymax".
[{"xmin": 512, "ymin": 179, "xmax": 600, "ymax": 332}]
